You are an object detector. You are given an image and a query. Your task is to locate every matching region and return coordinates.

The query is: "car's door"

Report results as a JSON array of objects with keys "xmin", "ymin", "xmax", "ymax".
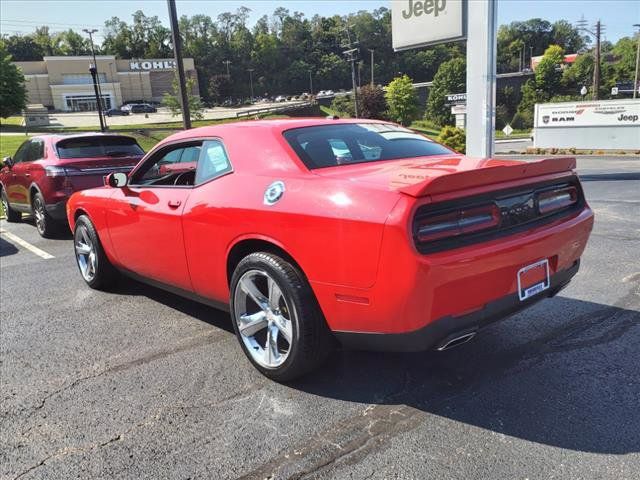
[
  {"xmin": 106, "ymin": 141, "xmax": 202, "ymax": 291},
  {"xmin": 7, "ymin": 139, "xmax": 40, "ymax": 208}
]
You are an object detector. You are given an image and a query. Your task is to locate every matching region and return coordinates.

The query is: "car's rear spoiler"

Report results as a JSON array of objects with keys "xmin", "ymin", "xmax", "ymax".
[{"xmin": 396, "ymin": 157, "xmax": 577, "ymax": 197}]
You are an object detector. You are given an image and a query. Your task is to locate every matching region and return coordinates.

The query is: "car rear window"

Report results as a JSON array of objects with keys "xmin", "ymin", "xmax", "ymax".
[
  {"xmin": 56, "ymin": 136, "xmax": 144, "ymax": 159},
  {"xmin": 283, "ymin": 123, "xmax": 453, "ymax": 169}
]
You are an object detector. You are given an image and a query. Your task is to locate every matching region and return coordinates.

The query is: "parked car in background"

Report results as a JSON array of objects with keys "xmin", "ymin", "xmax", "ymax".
[
  {"xmin": 274, "ymin": 95, "xmax": 287, "ymax": 102},
  {"xmin": 104, "ymin": 108, "xmax": 129, "ymax": 117},
  {"xmin": 123, "ymin": 103, "xmax": 157, "ymax": 114},
  {"xmin": 1, "ymin": 134, "xmax": 144, "ymax": 237},
  {"xmin": 66, "ymin": 119, "xmax": 593, "ymax": 381}
]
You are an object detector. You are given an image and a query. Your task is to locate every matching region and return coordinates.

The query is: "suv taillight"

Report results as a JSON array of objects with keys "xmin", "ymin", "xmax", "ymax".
[
  {"xmin": 537, "ymin": 186, "xmax": 577, "ymax": 214},
  {"xmin": 416, "ymin": 203, "xmax": 501, "ymax": 243},
  {"xmin": 45, "ymin": 166, "xmax": 80, "ymax": 177}
]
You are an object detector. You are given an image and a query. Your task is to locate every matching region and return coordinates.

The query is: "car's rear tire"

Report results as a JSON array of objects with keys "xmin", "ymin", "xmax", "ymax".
[
  {"xmin": 74, "ymin": 215, "xmax": 118, "ymax": 290},
  {"xmin": 1, "ymin": 189, "xmax": 21, "ymax": 222},
  {"xmin": 230, "ymin": 252, "xmax": 334, "ymax": 382},
  {"xmin": 32, "ymin": 192, "xmax": 61, "ymax": 238}
]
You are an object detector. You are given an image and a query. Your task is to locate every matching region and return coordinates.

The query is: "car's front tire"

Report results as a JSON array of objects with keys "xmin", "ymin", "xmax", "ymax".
[
  {"xmin": 1, "ymin": 189, "xmax": 21, "ymax": 222},
  {"xmin": 74, "ymin": 215, "xmax": 118, "ymax": 290},
  {"xmin": 32, "ymin": 192, "xmax": 61, "ymax": 238},
  {"xmin": 230, "ymin": 252, "xmax": 334, "ymax": 382}
]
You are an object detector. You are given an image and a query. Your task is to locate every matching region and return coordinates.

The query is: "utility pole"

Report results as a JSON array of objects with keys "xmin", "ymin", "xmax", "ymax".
[
  {"xmin": 577, "ymin": 17, "xmax": 605, "ymax": 100},
  {"xmin": 529, "ymin": 46, "xmax": 533, "ymax": 69},
  {"xmin": 83, "ymin": 28, "xmax": 106, "ymax": 130},
  {"xmin": 633, "ymin": 24, "xmax": 640, "ymax": 99},
  {"xmin": 247, "ymin": 68, "xmax": 254, "ymax": 101},
  {"xmin": 223, "ymin": 60, "xmax": 232, "ymax": 77},
  {"xmin": 593, "ymin": 20, "xmax": 601, "ymax": 100},
  {"xmin": 342, "ymin": 24, "xmax": 359, "ymax": 117},
  {"xmin": 308, "ymin": 70, "xmax": 313, "ymax": 95},
  {"xmin": 167, "ymin": 0, "xmax": 191, "ymax": 129},
  {"xmin": 368, "ymin": 49, "xmax": 374, "ymax": 86}
]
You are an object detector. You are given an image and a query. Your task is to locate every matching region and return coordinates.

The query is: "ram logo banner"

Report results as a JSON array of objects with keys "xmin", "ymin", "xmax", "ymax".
[
  {"xmin": 535, "ymin": 99, "xmax": 640, "ymax": 128},
  {"xmin": 391, "ymin": 0, "xmax": 466, "ymax": 51}
]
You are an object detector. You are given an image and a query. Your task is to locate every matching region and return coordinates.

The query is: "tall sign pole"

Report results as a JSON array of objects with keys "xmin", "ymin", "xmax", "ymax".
[
  {"xmin": 465, "ymin": 0, "xmax": 497, "ymax": 158},
  {"xmin": 167, "ymin": 0, "xmax": 191, "ymax": 129}
]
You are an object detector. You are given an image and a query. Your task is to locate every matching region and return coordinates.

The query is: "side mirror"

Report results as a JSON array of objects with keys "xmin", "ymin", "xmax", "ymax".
[
  {"xmin": 2, "ymin": 156, "xmax": 14, "ymax": 168},
  {"xmin": 105, "ymin": 172, "xmax": 128, "ymax": 188}
]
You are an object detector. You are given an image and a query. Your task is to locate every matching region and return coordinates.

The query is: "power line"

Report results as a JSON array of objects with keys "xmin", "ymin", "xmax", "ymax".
[{"xmin": 1, "ymin": 18, "xmax": 103, "ymax": 28}]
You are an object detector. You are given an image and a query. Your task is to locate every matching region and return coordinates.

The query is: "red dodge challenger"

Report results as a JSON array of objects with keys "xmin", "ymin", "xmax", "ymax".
[{"xmin": 66, "ymin": 119, "xmax": 594, "ymax": 380}]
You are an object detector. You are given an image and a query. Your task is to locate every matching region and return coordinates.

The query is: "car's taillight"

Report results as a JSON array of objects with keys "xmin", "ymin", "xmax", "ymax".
[
  {"xmin": 416, "ymin": 203, "xmax": 501, "ymax": 242},
  {"xmin": 45, "ymin": 166, "xmax": 80, "ymax": 177},
  {"xmin": 537, "ymin": 186, "xmax": 577, "ymax": 215}
]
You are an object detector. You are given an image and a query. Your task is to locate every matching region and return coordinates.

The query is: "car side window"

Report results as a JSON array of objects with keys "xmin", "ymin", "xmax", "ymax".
[
  {"xmin": 131, "ymin": 142, "xmax": 202, "ymax": 186},
  {"xmin": 27, "ymin": 140, "xmax": 44, "ymax": 161},
  {"xmin": 12, "ymin": 141, "xmax": 32, "ymax": 163},
  {"xmin": 195, "ymin": 140, "xmax": 232, "ymax": 185}
]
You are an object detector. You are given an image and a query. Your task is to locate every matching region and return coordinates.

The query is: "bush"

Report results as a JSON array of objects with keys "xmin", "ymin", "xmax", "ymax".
[
  {"xmin": 437, "ymin": 126, "xmax": 466, "ymax": 153},
  {"xmin": 511, "ymin": 111, "xmax": 532, "ymax": 130},
  {"xmin": 359, "ymin": 85, "xmax": 387, "ymax": 119},
  {"xmin": 330, "ymin": 94, "xmax": 355, "ymax": 117}
]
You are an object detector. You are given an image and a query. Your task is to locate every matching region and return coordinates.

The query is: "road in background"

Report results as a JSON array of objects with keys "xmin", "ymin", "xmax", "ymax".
[{"xmin": 1, "ymin": 156, "xmax": 638, "ymax": 479}]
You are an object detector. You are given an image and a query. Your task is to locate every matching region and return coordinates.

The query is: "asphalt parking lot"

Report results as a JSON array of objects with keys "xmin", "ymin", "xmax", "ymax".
[{"xmin": 1, "ymin": 156, "xmax": 639, "ymax": 480}]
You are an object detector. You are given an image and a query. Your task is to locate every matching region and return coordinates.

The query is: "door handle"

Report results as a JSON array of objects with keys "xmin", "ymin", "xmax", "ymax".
[{"xmin": 168, "ymin": 199, "xmax": 182, "ymax": 208}]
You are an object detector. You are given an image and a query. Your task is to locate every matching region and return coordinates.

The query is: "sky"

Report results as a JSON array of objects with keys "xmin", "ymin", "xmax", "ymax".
[{"xmin": 1, "ymin": 0, "xmax": 639, "ymax": 43}]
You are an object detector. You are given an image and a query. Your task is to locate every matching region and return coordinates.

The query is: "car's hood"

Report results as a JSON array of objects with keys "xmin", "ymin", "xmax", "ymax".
[{"xmin": 312, "ymin": 155, "xmax": 577, "ymax": 197}]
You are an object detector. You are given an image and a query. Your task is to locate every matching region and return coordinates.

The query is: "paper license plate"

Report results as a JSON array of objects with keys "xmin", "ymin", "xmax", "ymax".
[{"xmin": 517, "ymin": 259, "xmax": 550, "ymax": 301}]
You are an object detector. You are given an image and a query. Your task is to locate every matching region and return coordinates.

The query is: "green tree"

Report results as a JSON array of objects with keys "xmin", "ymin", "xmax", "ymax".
[
  {"xmin": 426, "ymin": 57, "xmax": 465, "ymax": 126},
  {"xmin": 0, "ymin": 44, "xmax": 27, "ymax": 118},
  {"xmin": 385, "ymin": 75, "xmax": 418, "ymax": 126},
  {"xmin": 162, "ymin": 75, "xmax": 204, "ymax": 120},
  {"xmin": 2, "ymin": 35, "xmax": 45, "ymax": 61},
  {"xmin": 535, "ymin": 44, "xmax": 565, "ymax": 95}
]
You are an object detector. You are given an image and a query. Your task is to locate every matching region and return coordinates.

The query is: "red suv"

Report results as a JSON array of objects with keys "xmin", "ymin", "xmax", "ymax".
[{"xmin": 1, "ymin": 134, "xmax": 144, "ymax": 237}]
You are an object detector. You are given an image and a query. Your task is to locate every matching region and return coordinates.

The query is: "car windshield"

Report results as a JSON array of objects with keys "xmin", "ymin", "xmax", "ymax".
[
  {"xmin": 56, "ymin": 136, "xmax": 144, "ymax": 159},
  {"xmin": 283, "ymin": 123, "xmax": 453, "ymax": 169}
]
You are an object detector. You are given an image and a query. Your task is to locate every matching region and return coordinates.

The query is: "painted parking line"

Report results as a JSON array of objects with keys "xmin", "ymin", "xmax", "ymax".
[{"xmin": 0, "ymin": 229, "xmax": 55, "ymax": 260}]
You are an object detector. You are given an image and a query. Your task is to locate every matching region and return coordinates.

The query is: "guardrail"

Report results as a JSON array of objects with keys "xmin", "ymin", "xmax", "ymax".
[{"xmin": 235, "ymin": 101, "xmax": 313, "ymax": 118}]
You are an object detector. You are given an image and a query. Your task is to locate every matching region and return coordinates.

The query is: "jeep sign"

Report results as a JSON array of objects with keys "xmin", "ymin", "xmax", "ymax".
[{"xmin": 391, "ymin": 0, "xmax": 466, "ymax": 51}]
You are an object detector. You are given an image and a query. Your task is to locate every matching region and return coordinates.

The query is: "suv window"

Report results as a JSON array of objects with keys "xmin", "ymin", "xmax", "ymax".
[
  {"xmin": 12, "ymin": 140, "xmax": 32, "ymax": 163},
  {"xmin": 195, "ymin": 140, "xmax": 232, "ymax": 185},
  {"xmin": 27, "ymin": 140, "xmax": 44, "ymax": 161},
  {"xmin": 56, "ymin": 136, "xmax": 144, "ymax": 159},
  {"xmin": 283, "ymin": 123, "xmax": 453, "ymax": 169}
]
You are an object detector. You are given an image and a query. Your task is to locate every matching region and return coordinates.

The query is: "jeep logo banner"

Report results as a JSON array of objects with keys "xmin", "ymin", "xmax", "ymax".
[{"xmin": 392, "ymin": 0, "xmax": 466, "ymax": 51}]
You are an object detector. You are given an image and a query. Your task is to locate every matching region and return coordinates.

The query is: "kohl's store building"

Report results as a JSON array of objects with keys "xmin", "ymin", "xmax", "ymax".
[{"xmin": 14, "ymin": 56, "xmax": 199, "ymax": 111}]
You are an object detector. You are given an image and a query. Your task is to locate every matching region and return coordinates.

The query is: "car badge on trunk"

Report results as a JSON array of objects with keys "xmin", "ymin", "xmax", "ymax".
[{"xmin": 264, "ymin": 181, "xmax": 285, "ymax": 205}]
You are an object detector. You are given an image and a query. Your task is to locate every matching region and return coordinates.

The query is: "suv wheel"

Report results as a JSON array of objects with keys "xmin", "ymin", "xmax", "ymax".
[
  {"xmin": 1, "ymin": 189, "xmax": 21, "ymax": 222},
  {"xmin": 74, "ymin": 215, "xmax": 118, "ymax": 289},
  {"xmin": 32, "ymin": 192, "xmax": 60, "ymax": 238},
  {"xmin": 230, "ymin": 252, "xmax": 334, "ymax": 382}
]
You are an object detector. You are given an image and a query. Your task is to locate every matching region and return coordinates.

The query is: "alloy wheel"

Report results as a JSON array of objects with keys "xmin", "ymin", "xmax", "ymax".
[
  {"xmin": 233, "ymin": 269, "xmax": 294, "ymax": 368},
  {"xmin": 33, "ymin": 197, "xmax": 46, "ymax": 234},
  {"xmin": 74, "ymin": 224, "xmax": 97, "ymax": 282}
]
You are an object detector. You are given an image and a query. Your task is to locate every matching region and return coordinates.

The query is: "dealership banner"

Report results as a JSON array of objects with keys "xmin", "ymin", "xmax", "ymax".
[{"xmin": 535, "ymin": 99, "xmax": 640, "ymax": 128}]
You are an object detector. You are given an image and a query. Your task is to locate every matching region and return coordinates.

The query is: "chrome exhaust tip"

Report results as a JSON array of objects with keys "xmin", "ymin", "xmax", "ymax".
[{"xmin": 436, "ymin": 331, "xmax": 477, "ymax": 351}]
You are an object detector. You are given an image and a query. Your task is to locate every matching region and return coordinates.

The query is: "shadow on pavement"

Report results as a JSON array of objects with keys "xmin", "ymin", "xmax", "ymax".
[
  {"xmin": 0, "ymin": 236, "xmax": 19, "ymax": 256},
  {"xmin": 290, "ymin": 295, "xmax": 640, "ymax": 455}
]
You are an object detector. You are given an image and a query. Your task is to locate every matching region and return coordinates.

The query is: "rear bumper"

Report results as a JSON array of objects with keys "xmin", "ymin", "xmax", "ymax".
[
  {"xmin": 45, "ymin": 199, "xmax": 68, "ymax": 220},
  {"xmin": 334, "ymin": 260, "xmax": 579, "ymax": 352}
]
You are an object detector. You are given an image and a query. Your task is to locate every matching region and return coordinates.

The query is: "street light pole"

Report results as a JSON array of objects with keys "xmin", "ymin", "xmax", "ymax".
[
  {"xmin": 167, "ymin": 0, "xmax": 191, "ymax": 129},
  {"xmin": 308, "ymin": 70, "xmax": 313, "ymax": 95},
  {"xmin": 633, "ymin": 24, "xmax": 640, "ymax": 99},
  {"xmin": 247, "ymin": 68, "xmax": 254, "ymax": 101},
  {"xmin": 83, "ymin": 28, "xmax": 106, "ymax": 129}
]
